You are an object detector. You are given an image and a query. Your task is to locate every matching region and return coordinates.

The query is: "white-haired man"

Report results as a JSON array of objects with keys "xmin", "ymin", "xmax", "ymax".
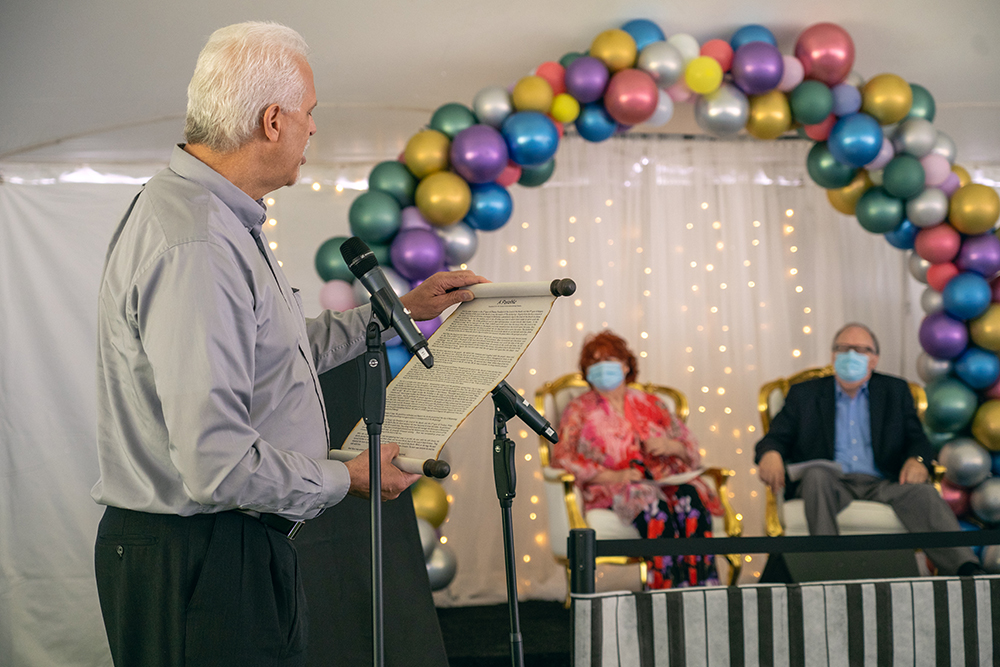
[{"xmin": 92, "ymin": 22, "xmax": 485, "ymax": 665}]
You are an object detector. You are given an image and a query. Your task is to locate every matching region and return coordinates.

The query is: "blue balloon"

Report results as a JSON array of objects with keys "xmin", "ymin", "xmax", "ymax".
[
  {"xmin": 831, "ymin": 84, "xmax": 862, "ymax": 117},
  {"xmin": 730, "ymin": 24, "xmax": 778, "ymax": 50},
  {"xmin": 954, "ymin": 347, "xmax": 1000, "ymax": 390},
  {"xmin": 943, "ymin": 272, "xmax": 992, "ymax": 321},
  {"xmin": 884, "ymin": 219, "xmax": 919, "ymax": 249},
  {"xmin": 464, "ymin": 183, "xmax": 512, "ymax": 231},
  {"xmin": 959, "ymin": 519, "xmax": 985, "ymax": 559},
  {"xmin": 500, "ymin": 111, "xmax": 559, "ymax": 166},
  {"xmin": 620, "ymin": 19, "xmax": 665, "ymax": 51},
  {"xmin": 828, "ymin": 113, "xmax": 884, "ymax": 167},
  {"xmin": 575, "ymin": 102, "xmax": 617, "ymax": 142},
  {"xmin": 386, "ymin": 345, "xmax": 412, "ymax": 379}
]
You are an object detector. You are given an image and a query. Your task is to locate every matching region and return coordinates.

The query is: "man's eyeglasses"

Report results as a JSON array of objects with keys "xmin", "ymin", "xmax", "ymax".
[{"xmin": 832, "ymin": 344, "xmax": 876, "ymax": 355}]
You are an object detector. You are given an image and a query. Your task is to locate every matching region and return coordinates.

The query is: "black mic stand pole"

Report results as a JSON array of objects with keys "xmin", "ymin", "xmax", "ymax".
[{"xmin": 490, "ymin": 386, "xmax": 525, "ymax": 667}]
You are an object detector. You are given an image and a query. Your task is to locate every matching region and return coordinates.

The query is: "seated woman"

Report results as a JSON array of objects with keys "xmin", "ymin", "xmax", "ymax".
[{"xmin": 552, "ymin": 330, "xmax": 722, "ymax": 589}]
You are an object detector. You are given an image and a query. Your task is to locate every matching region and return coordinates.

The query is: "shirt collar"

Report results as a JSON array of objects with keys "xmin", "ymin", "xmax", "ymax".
[
  {"xmin": 168, "ymin": 145, "xmax": 268, "ymax": 236},
  {"xmin": 834, "ymin": 379, "xmax": 870, "ymax": 401}
]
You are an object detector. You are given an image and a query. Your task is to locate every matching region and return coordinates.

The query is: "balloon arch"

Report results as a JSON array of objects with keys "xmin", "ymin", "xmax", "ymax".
[{"xmin": 314, "ymin": 20, "xmax": 1000, "ymax": 530}]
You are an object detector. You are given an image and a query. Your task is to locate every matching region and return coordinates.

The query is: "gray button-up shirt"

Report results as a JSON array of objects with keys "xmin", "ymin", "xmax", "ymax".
[{"xmin": 92, "ymin": 145, "xmax": 370, "ymax": 520}]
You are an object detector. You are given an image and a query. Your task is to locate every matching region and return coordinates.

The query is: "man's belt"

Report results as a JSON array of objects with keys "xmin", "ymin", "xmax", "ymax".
[{"xmin": 235, "ymin": 509, "xmax": 304, "ymax": 540}]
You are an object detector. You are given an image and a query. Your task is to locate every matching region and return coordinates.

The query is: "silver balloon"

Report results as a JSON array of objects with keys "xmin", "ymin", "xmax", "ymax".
[
  {"xmin": 931, "ymin": 131, "xmax": 957, "ymax": 165},
  {"xmin": 982, "ymin": 544, "xmax": 1000, "ymax": 574},
  {"xmin": 906, "ymin": 187, "xmax": 949, "ymax": 227},
  {"xmin": 426, "ymin": 543, "xmax": 458, "ymax": 591},
  {"xmin": 435, "ymin": 221, "xmax": 478, "ymax": 265},
  {"xmin": 645, "ymin": 88, "xmax": 674, "ymax": 127},
  {"xmin": 971, "ymin": 478, "xmax": 1000, "ymax": 524},
  {"xmin": 920, "ymin": 287, "xmax": 944, "ymax": 314},
  {"xmin": 908, "ymin": 251, "xmax": 931, "ymax": 283},
  {"xmin": 694, "ymin": 83, "xmax": 749, "ymax": 137},
  {"xmin": 352, "ymin": 266, "xmax": 410, "ymax": 305},
  {"xmin": 916, "ymin": 351, "xmax": 952, "ymax": 383},
  {"xmin": 637, "ymin": 41, "xmax": 685, "ymax": 88},
  {"xmin": 417, "ymin": 517, "xmax": 437, "ymax": 560},
  {"xmin": 868, "ymin": 169, "xmax": 884, "ymax": 187},
  {"xmin": 892, "ymin": 118, "xmax": 936, "ymax": 158},
  {"xmin": 844, "ymin": 71, "xmax": 865, "ymax": 88},
  {"xmin": 472, "ymin": 86, "xmax": 513, "ymax": 128},
  {"xmin": 941, "ymin": 438, "xmax": 992, "ymax": 488}
]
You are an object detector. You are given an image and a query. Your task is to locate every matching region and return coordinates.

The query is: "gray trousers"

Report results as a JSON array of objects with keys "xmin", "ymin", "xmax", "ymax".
[{"xmin": 795, "ymin": 466, "xmax": 977, "ymax": 575}]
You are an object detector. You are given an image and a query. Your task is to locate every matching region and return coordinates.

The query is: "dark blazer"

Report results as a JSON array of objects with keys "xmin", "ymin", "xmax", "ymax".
[{"xmin": 754, "ymin": 372, "xmax": 935, "ymax": 499}]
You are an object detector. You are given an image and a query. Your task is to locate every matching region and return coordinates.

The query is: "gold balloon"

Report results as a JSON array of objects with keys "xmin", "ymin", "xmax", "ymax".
[
  {"xmin": 827, "ymin": 170, "xmax": 874, "ymax": 215},
  {"xmin": 404, "ymin": 129, "xmax": 450, "ymax": 179},
  {"xmin": 950, "ymin": 183, "xmax": 1000, "ymax": 235},
  {"xmin": 972, "ymin": 400, "xmax": 1000, "ymax": 452},
  {"xmin": 512, "ymin": 75, "xmax": 554, "ymax": 113},
  {"xmin": 415, "ymin": 172, "xmax": 471, "ymax": 227},
  {"xmin": 590, "ymin": 29, "xmax": 637, "ymax": 72},
  {"xmin": 971, "ymin": 304, "xmax": 1000, "ymax": 352},
  {"xmin": 411, "ymin": 477, "xmax": 449, "ymax": 527},
  {"xmin": 953, "ymin": 164, "xmax": 971, "ymax": 187},
  {"xmin": 745, "ymin": 90, "xmax": 792, "ymax": 140},
  {"xmin": 861, "ymin": 73, "xmax": 913, "ymax": 125}
]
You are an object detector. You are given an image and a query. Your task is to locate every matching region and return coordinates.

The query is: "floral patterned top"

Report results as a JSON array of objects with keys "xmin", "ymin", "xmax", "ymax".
[{"xmin": 553, "ymin": 388, "xmax": 723, "ymax": 524}]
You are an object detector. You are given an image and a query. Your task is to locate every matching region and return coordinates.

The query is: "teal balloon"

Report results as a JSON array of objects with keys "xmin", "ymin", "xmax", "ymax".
[
  {"xmin": 559, "ymin": 51, "xmax": 585, "ymax": 68},
  {"xmin": 518, "ymin": 158, "xmax": 555, "ymax": 187},
  {"xmin": 349, "ymin": 191, "xmax": 401, "ymax": 244},
  {"xmin": 789, "ymin": 81, "xmax": 834, "ymax": 125},
  {"xmin": 430, "ymin": 103, "xmax": 478, "ymax": 139},
  {"xmin": 924, "ymin": 378, "xmax": 979, "ymax": 434},
  {"xmin": 882, "ymin": 155, "xmax": 926, "ymax": 200},
  {"xmin": 907, "ymin": 84, "xmax": 936, "ymax": 123},
  {"xmin": 855, "ymin": 187, "xmax": 905, "ymax": 233},
  {"xmin": 924, "ymin": 427, "xmax": 957, "ymax": 451},
  {"xmin": 806, "ymin": 142, "xmax": 857, "ymax": 189},
  {"xmin": 368, "ymin": 161, "xmax": 417, "ymax": 207},
  {"xmin": 315, "ymin": 236, "xmax": 355, "ymax": 282},
  {"xmin": 369, "ymin": 242, "xmax": 391, "ymax": 267}
]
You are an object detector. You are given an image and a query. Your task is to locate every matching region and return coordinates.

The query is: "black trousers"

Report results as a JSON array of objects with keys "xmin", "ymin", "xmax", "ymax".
[{"xmin": 95, "ymin": 506, "xmax": 307, "ymax": 667}]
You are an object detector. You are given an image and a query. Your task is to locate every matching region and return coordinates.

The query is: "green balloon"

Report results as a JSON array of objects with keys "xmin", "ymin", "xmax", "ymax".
[
  {"xmin": 907, "ymin": 84, "xmax": 936, "ymax": 123},
  {"xmin": 806, "ymin": 142, "xmax": 857, "ymax": 189},
  {"xmin": 790, "ymin": 80, "xmax": 834, "ymax": 126},
  {"xmin": 429, "ymin": 103, "xmax": 477, "ymax": 139},
  {"xmin": 855, "ymin": 187, "xmax": 905, "ymax": 233},
  {"xmin": 924, "ymin": 378, "xmax": 978, "ymax": 433},
  {"xmin": 368, "ymin": 161, "xmax": 417, "ymax": 207},
  {"xmin": 315, "ymin": 236, "xmax": 355, "ymax": 282},
  {"xmin": 369, "ymin": 242, "xmax": 391, "ymax": 266},
  {"xmin": 559, "ymin": 51, "xmax": 585, "ymax": 68},
  {"xmin": 349, "ymin": 191, "xmax": 401, "ymax": 244},
  {"xmin": 923, "ymin": 426, "xmax": 957, "ymax": 451},
  {"xmin": 518, "ymin": 159, "xmax": 556, "ymax": 187},
  {"xmin": 882, "ymin": 154, "xmax": 926, "ymax": 199}
]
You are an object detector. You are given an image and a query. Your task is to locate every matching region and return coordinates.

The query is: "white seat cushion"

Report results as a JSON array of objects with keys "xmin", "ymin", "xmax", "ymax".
[{"xmin": 781, "ymin": 499, "xmax": 907, "ymax": 537}]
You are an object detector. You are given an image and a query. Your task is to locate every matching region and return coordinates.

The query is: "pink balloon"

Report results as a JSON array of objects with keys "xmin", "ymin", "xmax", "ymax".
[
  {"xmin": 666, "ymin": 80, "xmax": 693, "ymax": 103},
  {"xmin": 804, "ymin": 114, "xmax": 836, "ymax": 141},
  {"xmin": 915, "ymin": 224, "xmax": 962, "ymax": 264},
  {"xmin": 777, "ymin": 55, "xmax": 805, "ymax": 92},
  {"xmin": 400, "ymin": 206, "xmax": 433, "ymax": 231},
  {"xmin": 319, "ymin": 279, "xmax": 357, "ymax": 311},
  {"xmin": 921, "ymin": 153, "xmax": 951, "ymax": 187},
  {"xmin": 495, "ymin": 161, "xmax": 522, "ymax": 187},
  {"xmin": 940, "ymin": 479, "xmax": 970, "ymax": 517},
  {"xmin": 794, "ymin": 22, "xmax": 855, "ymax": 86},
  {"xmin": 865, "ymin": 138, "xmax": 895, "ymax": 171},
  {"xmin": 603, "ymin": 69, "xmax": 659, "ymax": 125},
  {"xmin": 940, "ymin": 172, "xmax": 962, "ymax": 197},
  {"xmin": 927, "ymin": 262, "xmax": 960, "ymax": 292},
  {"xmin": 986, "ymin": 376, "xmax": 1000, "ymax": 399}
]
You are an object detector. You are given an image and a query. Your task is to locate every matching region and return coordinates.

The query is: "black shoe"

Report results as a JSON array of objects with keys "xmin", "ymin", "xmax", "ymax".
[{"xmin": 957, "ymin": 562, "xmax": 987, "ymax": 577}]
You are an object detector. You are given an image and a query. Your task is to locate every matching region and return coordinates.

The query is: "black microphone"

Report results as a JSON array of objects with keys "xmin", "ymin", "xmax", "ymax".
[
  {"xmin": 491, "ymin": 379, "xmax": 558, "ymax": 444},
  {"xmin": 340, "ymin": 237, "xmax": 433, "ymax": 368}
]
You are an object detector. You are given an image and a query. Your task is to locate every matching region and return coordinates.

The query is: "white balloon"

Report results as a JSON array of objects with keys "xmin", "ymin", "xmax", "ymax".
[
  {"xmin": 666, "ymin": 33, "xmax": 700, "ymax": 64},
  {"xmin": 417, "ymin": 517, "xmax": 437, "ymax": 560},
  {"xmin": 645, "ymin": 89, "xmax": 675, "ymax": 127}
]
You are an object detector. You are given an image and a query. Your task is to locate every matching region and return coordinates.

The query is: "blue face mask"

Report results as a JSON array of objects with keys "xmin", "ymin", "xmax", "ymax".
[
  {"xmin": 834, "ymin": 350, "xmax": 870, "ymax": 383},
  {"xmin": 586, "ymin": 361, "xmax": 625, "ymax": 391}
]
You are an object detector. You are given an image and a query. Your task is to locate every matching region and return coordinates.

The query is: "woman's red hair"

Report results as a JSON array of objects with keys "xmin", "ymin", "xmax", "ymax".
[{"xmin": 578, "ymin": 330, "xmax": 638, "ymax": 385}]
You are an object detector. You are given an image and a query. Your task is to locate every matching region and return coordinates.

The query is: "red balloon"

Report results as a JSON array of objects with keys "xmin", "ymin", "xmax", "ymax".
[
  {"xmin": 803, "ymin": 114, "xmax": 837, "ymax": 141},
  {"xmin": 535, "ymin": 61, "xmax": 567, "ymax": 96},
  {"xmin": 495, "ymin": 161, "xmax": 522, "ymax": 187},
  {"xmin": 986, "ymin": 376, "xmax": 1000, "ymax": 399},
  {"xmin": 940, "ymin": 479, "xmax": 970, "ymax": 517},
  {"xmin": 927, "ymin": 262, "xmax": 960, "ymax": 292},
  {"xmin": 915, "ymin": 224, "xmax": 962, "ymax": 264},
  {"xmin": 700, "ymin": 39, "xmax": 734, "ymax": 72},
  {"xmin": 550, "ymin": 118, "xmax": 565, "ymax": 139},
  {"xmin": 603, "ymin": 69, "xmax": 658, "ymax": 125},
  {"xmin": 794, "ymin": 22, "xmax": 855, "ymax": 86}
]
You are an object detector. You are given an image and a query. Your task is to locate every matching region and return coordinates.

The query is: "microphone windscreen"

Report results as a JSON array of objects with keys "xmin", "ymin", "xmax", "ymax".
[{"xmin": 340, "ymin": 237, "xmax": 378, "ymax": 278}]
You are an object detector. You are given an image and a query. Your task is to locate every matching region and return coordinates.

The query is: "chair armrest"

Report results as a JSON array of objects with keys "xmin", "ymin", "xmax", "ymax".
[
  {"xmin": 702, "ymin": 467, "xmax": 743, "ymax": 538},
  {"xmin": 764, "ymin": 485, "xmax": 784, "ymax": 537},
  {"xmin": 545, "ymin": 467, "xmax": 589, "ymax": 531}
]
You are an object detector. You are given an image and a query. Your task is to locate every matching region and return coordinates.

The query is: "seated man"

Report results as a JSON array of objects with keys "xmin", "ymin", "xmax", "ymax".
[{"xmin": 754, "ymin": 322, "xmax": 983, "ymax": 576}]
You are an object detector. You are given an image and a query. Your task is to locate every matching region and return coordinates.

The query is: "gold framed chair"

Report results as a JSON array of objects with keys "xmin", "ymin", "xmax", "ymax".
[
  {"xmin": 758, "ymin": 365, "xmax": 931, "ymax": 537},
  {"xmin": 535, "ymin": 372, "xmax": 744, "ymax": 599}
]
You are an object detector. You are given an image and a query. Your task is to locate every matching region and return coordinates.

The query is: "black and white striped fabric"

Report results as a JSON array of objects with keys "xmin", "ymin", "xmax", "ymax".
[{"xmin": 573, "ymin": 575, "xmax": 1000, "ymax": 666}]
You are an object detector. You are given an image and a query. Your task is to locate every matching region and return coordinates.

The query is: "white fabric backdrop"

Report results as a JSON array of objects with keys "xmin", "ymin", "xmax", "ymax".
[{"xmin": 2, "ymin": 141, "xmax": 997, "ymax": 665}]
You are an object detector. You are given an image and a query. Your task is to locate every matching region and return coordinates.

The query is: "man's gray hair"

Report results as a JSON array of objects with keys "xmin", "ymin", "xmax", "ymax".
[
  {"xmin": 184, "ymin": 21, "xmax": 310, "ymax": 153},
  {"xmin": 832, "ymin": 322, "xmax": 880, "ymax": 355}
]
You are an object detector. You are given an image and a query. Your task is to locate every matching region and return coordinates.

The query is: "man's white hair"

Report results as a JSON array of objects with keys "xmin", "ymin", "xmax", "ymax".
[{"xmin": 184, "ymin": 21, "xmax": 310, "ymax": 153}]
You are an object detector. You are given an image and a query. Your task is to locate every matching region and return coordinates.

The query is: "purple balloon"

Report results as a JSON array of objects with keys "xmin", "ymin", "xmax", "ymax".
[
  {"xmin": 957, "ymin": 234, "xmax": 1000, "ymax": 278},
  {"xmin": 389, "ymin": 229, "xmax": 445, "ymax": 281},
  {"xmin": 831, "ymin": 83, "xmax": 862, "ymax": 116},
  {"xmin": 417, "ymin": 316, "xmax": 442, "ymax": 339},
  {"xmin": 940, "ymin": 172, "xmax": 962, "ymax": 197},
  {"xmin": 919, "ymin": 312, "xmax": 970, "ymax": 359},
  {"xmin": 399, "ymin": 206, "xmax": 433, "ymax": 231},
  {"xmin": 449, "ymin": 124, "xmax": 509, "ymax": 184},
  {"xmin": 565, "ymin": 56, "xmax": 610, "ymax": 104},
  {"xmin": 731, "ymin": 42, "xmax": 784, "ymax": 95}
]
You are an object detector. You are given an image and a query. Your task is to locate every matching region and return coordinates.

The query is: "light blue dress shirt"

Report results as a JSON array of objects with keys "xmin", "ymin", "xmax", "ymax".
[{"xmin": 833, "ymin": 381, "xmax": 882, "ymax": 478}]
